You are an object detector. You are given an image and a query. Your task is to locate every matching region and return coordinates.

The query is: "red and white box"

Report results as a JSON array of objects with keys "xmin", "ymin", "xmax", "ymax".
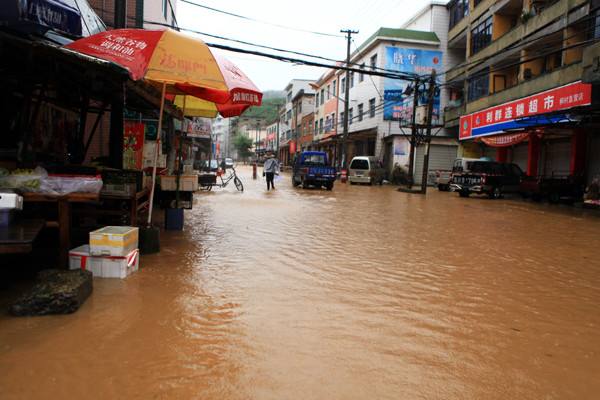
[{"xmin": 69, "ymin": 245, "xmax": 139, "ymax": 279}]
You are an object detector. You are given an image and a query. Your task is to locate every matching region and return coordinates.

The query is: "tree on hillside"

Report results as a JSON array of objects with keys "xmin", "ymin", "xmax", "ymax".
[{"xmin": 232, "ymin": 134, "xmax": 254, "ymax": 160}]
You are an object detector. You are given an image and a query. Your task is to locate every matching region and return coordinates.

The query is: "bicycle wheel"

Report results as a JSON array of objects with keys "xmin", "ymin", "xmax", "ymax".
[{"xmin": 234, "ymin": 176, "xmax": 244, "ymax": 192}]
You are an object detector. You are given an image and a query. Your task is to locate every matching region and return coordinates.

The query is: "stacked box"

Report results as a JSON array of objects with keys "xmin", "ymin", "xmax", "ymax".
[
  {"xmin": 89, "ymin": 226, "xmax": 139, "ymax": 256},
  {"xmin": 69, "ymin": 244, "xmax": 140, "ymax": 279},
  {"xmin": 160, "ymin": 175, "xmax": 198, "ymax": 191}
]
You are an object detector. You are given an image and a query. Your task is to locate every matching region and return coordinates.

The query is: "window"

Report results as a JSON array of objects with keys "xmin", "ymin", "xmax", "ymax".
[
  {"xmin": 340, "ymin": 111, "xmax": 345, "ymax": 126},
  {"xmin": 315, "ymin": 93, "xmax": 319, "ymax": 106},
  {"xmin": 331, "ymin": 113, "xmax": 336, "ymax": 130},
  {"xmin": 286, "ymin": 110, "xmax": 291, "ymax": 120},
  {"xmin": 163, "ymin": 0, "xmax": 168, "ymax": 19},
  {"xmin": 319, "ymin": 118, "xmax": 323, "ymax": 133},
  {"xmin": 370, "ymin": 54, "xmax": 378, "ymax": 70},
  {"xmin": 315, "ymin": 121, "xmax": 318, "ymax": 133},
  {"xmin": 350, "ymin": 72, "xmax": 355, "ymax": 87},
  {"xmin": 448, "ymin": 0, "xmax": 469, "ymax": 30},
  {"xmin": 369, "ymin": 98, "xmax": 376, "ymax": 117},
  {"xmin": 326, "ymin": 84, "xmax": 331, "ymax": 99},
  {"xmin": 303, "ymin": 153, "xmax": 326, "ymax": 165},
  {"xmin": 320, "ymin": 89, "xmax": 324, "ymax": 105},
  {"xmin": 471, "ymin": 16, "xmax": 493, "ymax": 55},
  {"xmin": 358, "ymin": 104, "xmax": 364, "ymax": 121},
  {"xmin": 350, "ymin": 159, "xmax": 369, "ymax": 170},
  {"xmin": 287, "ymin": 92, "xmax": 292, "ymax": 102},
  {"xmin": 341, "ymin": 77, "xmax": 346, "ymax": 93},
  {"xmin": 349, "ymin": 108, "xmax": 354, "ymax": 125},
  {"xmin": 467, "ymin": 70, "xmax": 489, "ymax": 101},
  {"xmin": 359, "ymin": 63, "xmax": 365, "ymax": 82},
  {"xmin": 298, "ymin": 101, "xmax": 302, "ymax": 113},
  {"xmin": 332, "ymin": 80, "xmax": 337, "ymax": 96}
]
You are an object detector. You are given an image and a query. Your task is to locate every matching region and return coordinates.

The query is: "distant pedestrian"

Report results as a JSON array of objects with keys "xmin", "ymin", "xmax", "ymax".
[{"xmin": 263, "ymin": 151, "xmax": 280, "ymax": 190}]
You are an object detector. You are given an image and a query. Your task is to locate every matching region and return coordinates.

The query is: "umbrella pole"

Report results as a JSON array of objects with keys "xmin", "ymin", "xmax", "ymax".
[
  {"xmin": 147, "ymin": 82, "xmax": 167, "ymax": 226},
  {"xmin": 176, "ymin": 96, "xmax": 187, "ymax": 208}
]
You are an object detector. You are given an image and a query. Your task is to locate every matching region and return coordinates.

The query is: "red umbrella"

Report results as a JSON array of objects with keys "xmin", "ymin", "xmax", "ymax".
[{"xmin": 65, "ymin": 29, "xmax": 262, "ymax": 225}]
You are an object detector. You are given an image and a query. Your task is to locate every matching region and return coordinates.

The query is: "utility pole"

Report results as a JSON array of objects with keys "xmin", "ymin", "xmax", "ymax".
[
  {"xmin": 420, "ymin": 69, "xmax": 437, "ymax": 194},
  {"xmin": 406, "ymin": 77, "xmax": 420, "ymax": 188},
  {"xmin": 340, "ymin": 28, "xmax": 358, "ymax": 173}
]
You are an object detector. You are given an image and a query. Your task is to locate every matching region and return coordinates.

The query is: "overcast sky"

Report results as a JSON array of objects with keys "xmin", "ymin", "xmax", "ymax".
[{"xmin": 177, "ymin": 0, "xmax": 433, "ymax": 92}]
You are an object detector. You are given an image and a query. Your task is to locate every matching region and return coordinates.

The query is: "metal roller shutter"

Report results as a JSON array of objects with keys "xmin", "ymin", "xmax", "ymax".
[
  {"xmin": 542, "ymin": 140, "xmax": 571, "ymax": 177},
  {"xmin": 587, "ymin": 134, "xmax": 600, "ymax": 185},
  {"xmin": 511, "ymin": 144, "xmax": 529, "ymax": 172},
  {"xmin": 414, "ymin": 144, "xmax": 458, "ymax": 184}
]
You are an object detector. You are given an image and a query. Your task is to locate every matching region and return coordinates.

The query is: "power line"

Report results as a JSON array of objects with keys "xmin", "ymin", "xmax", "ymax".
[
  {"xmin": 179, "ymin": 0, "xmax": 344, "ymax": 38},
  {"xmin": 90, "ymin": 6, "xmax": 423, "ymax": 78}
]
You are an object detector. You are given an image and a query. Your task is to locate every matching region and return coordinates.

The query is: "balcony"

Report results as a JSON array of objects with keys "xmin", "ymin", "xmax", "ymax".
[
  {"xmin": 447, "ymin": 63, "xmax": 468, "ymax": 83},
  {"xmin": 466, "ymin": 61, "xmax": 583, "ymax": 114},
  {"xmin": 468, "ymin": 0, "xmax": 588, "ymax": 65},
  {"xmin": 443, "ymin": 101, "xmax": 466, "ymax": 128}
]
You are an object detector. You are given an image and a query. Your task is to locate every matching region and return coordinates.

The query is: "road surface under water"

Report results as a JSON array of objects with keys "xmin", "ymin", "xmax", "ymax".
[{"xmin": 1, "ymin": 166, "xmax": 600, "ymax": 399}]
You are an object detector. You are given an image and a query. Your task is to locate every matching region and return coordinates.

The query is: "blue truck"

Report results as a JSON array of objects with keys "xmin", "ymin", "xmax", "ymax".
[{"xmin": 292, "ymin": 151, "xmax": 336, "ymax": 190}]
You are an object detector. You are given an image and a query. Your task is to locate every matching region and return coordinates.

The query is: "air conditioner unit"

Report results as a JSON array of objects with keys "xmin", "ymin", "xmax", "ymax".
[
  {"xmin": 415, "ymin": 105, "xmax": 428, "ymax": 125},
  {"xmin": 523, "ymin": 68, "xmax": 533, "ymax": 80}
]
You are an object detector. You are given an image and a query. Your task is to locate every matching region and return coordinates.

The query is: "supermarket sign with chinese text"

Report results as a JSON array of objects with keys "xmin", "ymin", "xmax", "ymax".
[{"xmin": 459, "ymin": 81, "xmax": 592, "ymax": 140}]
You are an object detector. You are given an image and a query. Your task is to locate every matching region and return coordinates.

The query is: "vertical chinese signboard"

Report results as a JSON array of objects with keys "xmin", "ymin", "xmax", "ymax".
[
  {"xmin": 123, "ymin": 122, "xmax": 144, "ymax": 170},
  {"xmin": 383, "ymin": 47, "xmax": 443, "ymax": 123}
]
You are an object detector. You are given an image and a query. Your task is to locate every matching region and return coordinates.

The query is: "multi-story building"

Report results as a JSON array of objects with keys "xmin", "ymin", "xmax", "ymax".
[
  {"xmin": 211, "ymin": 116, "xmax": 232, "ymax": 159},
  {"xmin": 89, "ymin": 0, "xmax": 178, "ymax": 29},
  {"xmin": 333, "ymin": 21, "xmax": 454, "ymax": 181},
  {"xmin": 279, "ymin": 79, "xmax": 315, "ymax": 164},
  {"xmin": 445, "ymin": 0, "xmax": 600, "ymax": 184},
  {"xmin": 291, "ymin": 90, "xmax": 316, "ymax": 152},
  {"xmin": 313, "ymin": 69, "xmax": 340, "ymax": 164},
  {"xmin": 265, "ymin": 122, "xmax": 279, "ymax": 152}
]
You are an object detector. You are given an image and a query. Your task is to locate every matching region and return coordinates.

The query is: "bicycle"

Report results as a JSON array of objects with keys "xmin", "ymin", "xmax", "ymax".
[{"xmin": 200, "ymin": 165, "xmax": 244, "ymax": 192}]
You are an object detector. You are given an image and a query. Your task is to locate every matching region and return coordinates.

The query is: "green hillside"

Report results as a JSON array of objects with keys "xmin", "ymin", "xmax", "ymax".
[{"xmin": 240, "ymin": 97, "xmax": 285, "ymax": 124}]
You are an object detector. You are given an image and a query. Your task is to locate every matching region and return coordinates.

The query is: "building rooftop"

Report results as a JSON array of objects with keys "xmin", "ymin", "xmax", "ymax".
[{"xmin": 353, "ymin": 27, "xmax": 440, "ymax": 57}]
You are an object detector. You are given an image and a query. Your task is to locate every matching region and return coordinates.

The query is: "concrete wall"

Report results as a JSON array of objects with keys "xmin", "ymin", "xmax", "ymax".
[{"xmin": 144, "ymin": 0, "xmax": 177, "ymax": 28}]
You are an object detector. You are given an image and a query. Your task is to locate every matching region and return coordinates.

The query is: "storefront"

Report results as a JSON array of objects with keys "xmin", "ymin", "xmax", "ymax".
[{"xmin": 460, "ymin": 81, "xmax": 595, "ymax": 182}]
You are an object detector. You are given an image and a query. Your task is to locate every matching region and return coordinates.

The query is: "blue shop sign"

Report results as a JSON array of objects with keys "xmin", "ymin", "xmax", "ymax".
[{"xmin": 1, "ymin": 0, "xmax": 82, "ymax": 36}]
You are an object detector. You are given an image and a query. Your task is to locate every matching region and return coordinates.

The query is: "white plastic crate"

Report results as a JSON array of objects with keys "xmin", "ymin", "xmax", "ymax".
[
  {"xmin": 160, "ymin": 175, "xmax": 198, "ymax": 191},
  {"xmin": 89, "ymin": 226, "xmax": 138, "ymax": 256},
  {"xmin": 69, "ymin": 245, "xmax": 139, "ymax": 278},
  {"xmin": 0, "ymin": 192, "xmax": 23, "ymax": 209}
]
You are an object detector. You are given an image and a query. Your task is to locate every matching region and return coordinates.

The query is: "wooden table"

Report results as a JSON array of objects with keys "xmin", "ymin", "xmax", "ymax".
[
  {"xmin": 22, "ymin": 192, "xmax": 99, "ymax": 268},
  {"xmin": 0, "ymin": 218, "xmax": 45, "ymax": 254}
]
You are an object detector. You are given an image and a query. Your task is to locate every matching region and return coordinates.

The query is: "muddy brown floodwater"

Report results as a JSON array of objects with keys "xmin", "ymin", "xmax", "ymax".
[{"xmin": 1, "ymin": 166, "xmax": 600, "ymax": 399}]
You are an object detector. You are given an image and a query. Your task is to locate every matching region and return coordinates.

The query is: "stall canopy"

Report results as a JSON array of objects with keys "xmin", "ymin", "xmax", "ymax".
[{"xmin": 65, "ymin": 28, "xmax": 263, "ymax": 224}]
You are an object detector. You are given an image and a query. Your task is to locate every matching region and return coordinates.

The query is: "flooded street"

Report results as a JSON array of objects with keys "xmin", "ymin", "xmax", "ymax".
[{"xmin": 1, "ymin": 166, "xmax": 600, "ymax": 399}]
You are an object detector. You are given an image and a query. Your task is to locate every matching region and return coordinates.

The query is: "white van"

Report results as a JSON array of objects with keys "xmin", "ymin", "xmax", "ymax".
[{"xmin": 348, "ymin": 156, "xmax": 385, "ymax": 185}]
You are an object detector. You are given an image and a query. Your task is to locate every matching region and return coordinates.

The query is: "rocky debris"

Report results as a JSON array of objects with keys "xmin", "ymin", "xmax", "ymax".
[{"xmin": 10, "ymin": 269, "xmax": 93, "ymax": 316}]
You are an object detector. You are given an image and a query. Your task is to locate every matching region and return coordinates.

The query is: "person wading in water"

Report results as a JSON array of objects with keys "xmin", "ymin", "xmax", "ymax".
[{"xmin": 263, "ymin": 151, "xmax": 280, "ymax": 190}]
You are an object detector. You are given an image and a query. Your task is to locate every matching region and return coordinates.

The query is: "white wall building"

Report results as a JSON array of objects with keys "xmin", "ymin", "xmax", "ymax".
[
  {"xmin": 333, "ymin": 3, "xmax": 458, "ymax": 183},
  {"xmin": 211, "ymin": 116, "xmax": 232, "ymax": 159},
  {"xmin": 144, "ymin": 0, "xmax": 178, "ymax": 29}
]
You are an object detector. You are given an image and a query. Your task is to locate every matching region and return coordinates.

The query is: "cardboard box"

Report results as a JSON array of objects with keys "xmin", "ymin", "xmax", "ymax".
[
  {"xmin": 160, "ymin": 175, "xmax": 198, "ymax": 191},
  {"xmin": 89, "ymin": 226, "xmax": 139, "ymax": 256},
  {"xmin": 69, "ymin": 245, "xmax": 139, "ymax": 279}
]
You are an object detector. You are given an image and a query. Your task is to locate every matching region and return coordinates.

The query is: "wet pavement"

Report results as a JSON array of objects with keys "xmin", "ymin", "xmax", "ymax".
[{"xmin": 1, "ymin": 166, "xmax": 600, "ymax": 399}]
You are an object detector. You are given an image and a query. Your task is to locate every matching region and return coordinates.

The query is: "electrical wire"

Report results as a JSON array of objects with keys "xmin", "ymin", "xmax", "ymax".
[
  {"xmin": 179, "ymin": 0, "xmax": 344, "ymax": 38},
  {"xmin": 91, "ymin": 6, "xmax": 420, "ymax": 78}
]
